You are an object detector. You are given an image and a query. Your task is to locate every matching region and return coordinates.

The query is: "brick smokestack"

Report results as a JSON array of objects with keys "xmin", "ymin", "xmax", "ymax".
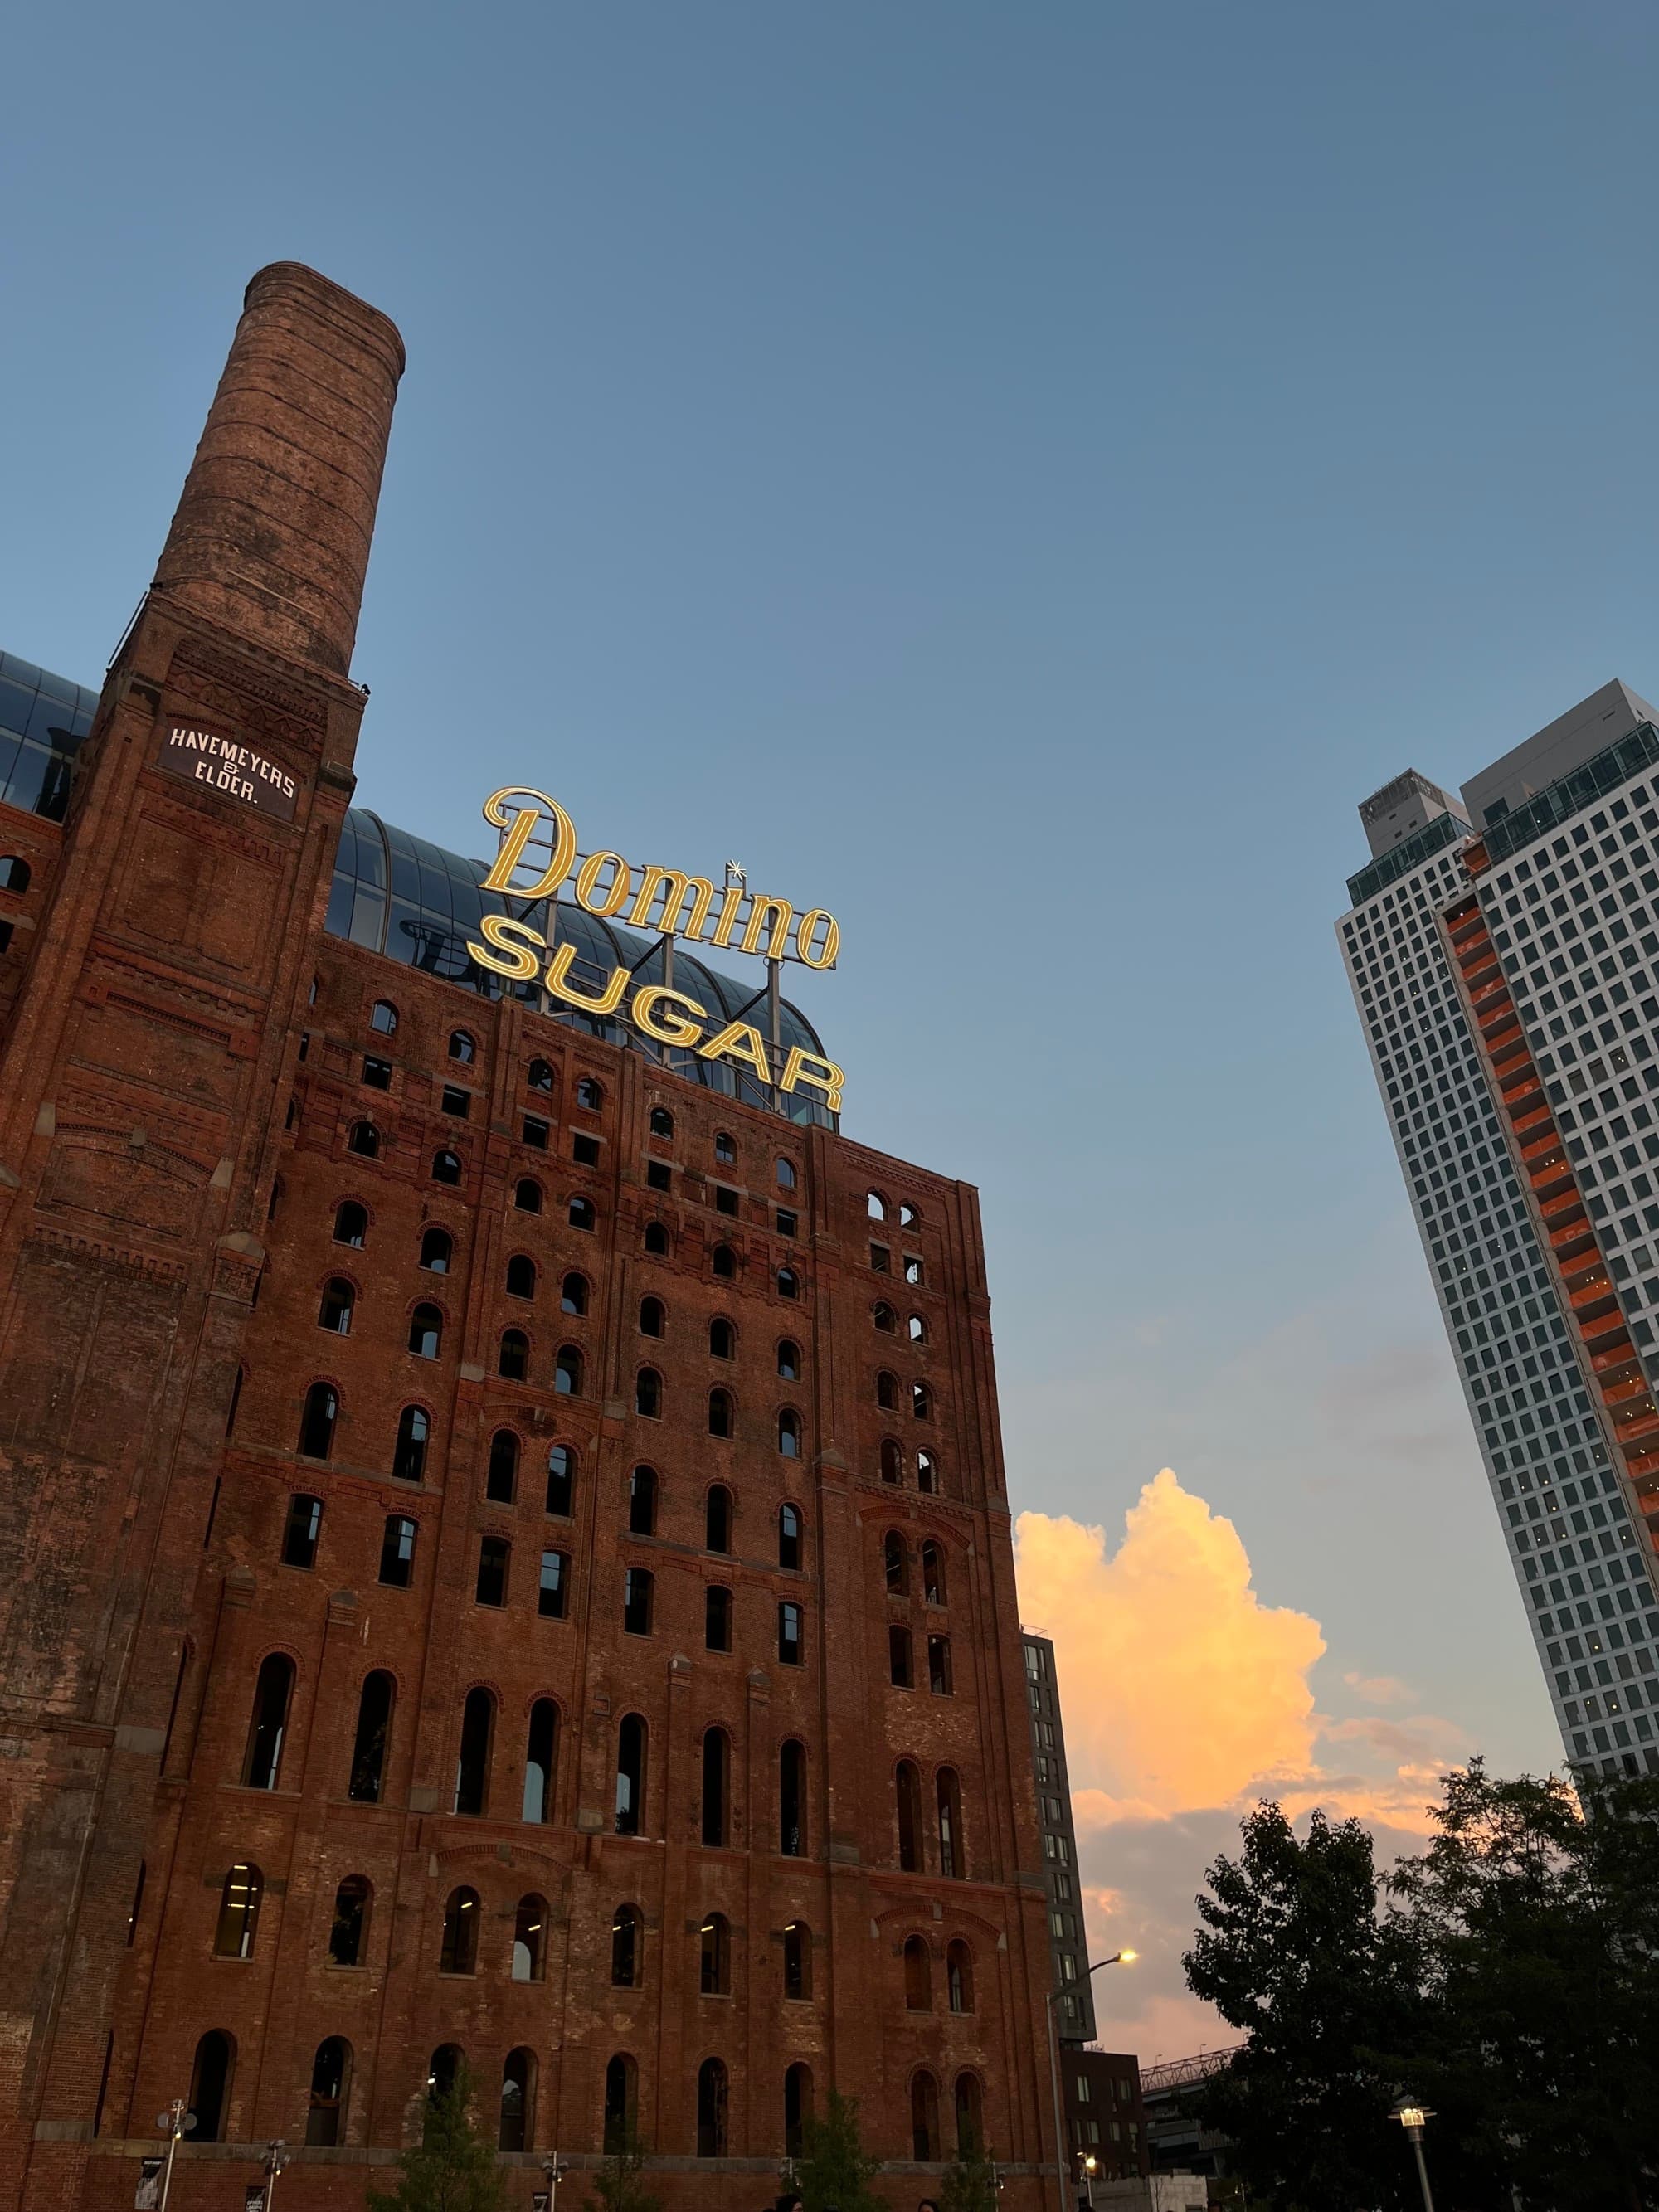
[{"xmin": 150, "ymin": 261, "xmax": 406, "ymax": 676}]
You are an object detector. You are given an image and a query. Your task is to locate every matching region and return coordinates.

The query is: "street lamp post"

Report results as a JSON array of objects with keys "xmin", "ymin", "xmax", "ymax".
[
  {"xmin": 153, "ymin": 2100, "xmax": 194, "ymax": 2212},
  {"xmin": 261, "ymin": 2140, "xmax": 289, "ymax": 2207},
  {"xmin": 538, "ymin": 2148, "xmax": 570, "ymax": 2212},
  {"xmin": 1077, "ymin": 2151, "xmax": 1097, "ymax": 2206},
  {"xmin": 1044, "ymin": 1951, "xmax": 1138, "ymax": 2212},
  {"xmin": 1390, "ymin": 2098, "xmax": 1437, "ymax": 2212}
]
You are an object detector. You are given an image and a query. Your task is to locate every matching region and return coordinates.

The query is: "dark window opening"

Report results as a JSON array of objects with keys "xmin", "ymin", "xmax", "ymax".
[
  {"xmin": 348, "ymin": 1671, "xmax": 394, "ymax": 1802},
  {"xmin": 705, "ymin": 1484, "xmax": 732, "ymax": 1553},
  {"xmin": 780, "ymin": 1740, "xmax": 806, "ymax": 1858},
  {"xmin": 282, "ymin": 1494, "xmax": 323, "ymax": 1570},
  {"xmin": 623, "ymin": 1567, "xmax": 654, "ymax": 1636},
  {"xmin": 241, "ymin": 1656, "xmax": 294, "ymax": 1791},
  {"xmin": 476, "ymin": 1535, "xmax": 509, "ymax": 1607},
  {"xmin": 440, "ymin": 1885, "xmax": 480, "ymax": 1974},
  {"xmin": 379, "ymin": 1515, "xmax": 417, "ymax": 1589},
  {"xmin": 546, "ymin": 1443, "xmax": 576, "ymax": 1517},
  {"xmin": 615, "ymin": 1714, "xmax": 645, "ymax": 1835},
  {"xmin": 455, "ymin": 1687, "xmax": 494, "ymax": 1815},
  {"xmin": 393, "ymin": 1404, "xmax": 429, "ymax": 1482},
  {"xmin": 487, "ymin": 1429, "xmax": 520, "ymax": 1504},
  {"xmin": 523, "ymin": 1699, "xmax": 558, "ymax": 1824}
]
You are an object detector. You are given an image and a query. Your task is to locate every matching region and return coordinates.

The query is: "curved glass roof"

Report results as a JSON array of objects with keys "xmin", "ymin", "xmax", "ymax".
[{"xmin": 324, "ymin": 809, "xmax": 835, "ymax": 1127}]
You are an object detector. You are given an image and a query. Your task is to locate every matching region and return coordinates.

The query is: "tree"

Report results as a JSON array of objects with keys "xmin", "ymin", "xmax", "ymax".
[
  {"xmin": 938, "ymin": 2139, "xmax": 1001, "ymax": 2212},
  {"xmin": 367, "ymin": 2064, "xmax": 507, "ymax": 2212},
  {"xmin": 585, "ymin": 2121, "xmax": 660, "ymax": 2212},
  {"xmin": 795, "ymin": 2088, "xmax": 885, "ymax": 2212}
]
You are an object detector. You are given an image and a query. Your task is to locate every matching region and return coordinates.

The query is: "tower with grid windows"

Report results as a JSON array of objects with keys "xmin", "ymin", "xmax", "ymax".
[{"xmin": 1340, "ymin": 683, "xmax": 1659, "ymax": 1777}]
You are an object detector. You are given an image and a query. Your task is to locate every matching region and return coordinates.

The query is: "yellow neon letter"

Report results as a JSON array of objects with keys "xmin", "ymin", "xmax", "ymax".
[
  {"xmin": 795, "ymin": 910, "xmax": 840, "ymax": 970},
  {"xmin": 628, "ymin": 866, "xmax": 717, "ymax": 941},
  {"xmin": 739, "ymin": 894, "xmax": 795, "ymax": 960},
  {"xmin": 698, "ymin": 1020, "xmax": 773, "ymax": 1085},
  {"xmin": 545, "ymin": 941, "xmax": 630, "ymax": 1016},
  {"xmin": 467, "ymin": 913, "xmax": 547, "ymax": 981},
  {"xmin": 479, "ymin": 788, "xmax": 577, "ymax": 899},
  {"xmin": 632, "ymin": 984, "xmax": 708, "ymax": 1047},
  {"xmin": 574, "ymin": 850, "xmax": 633, "ymax": 918},
  {"xmin": 779, "ymin": 1047, "xmax": 845, "ymax": 1115}
]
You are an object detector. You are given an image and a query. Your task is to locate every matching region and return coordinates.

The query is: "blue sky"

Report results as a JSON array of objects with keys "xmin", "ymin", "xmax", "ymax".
[{"xmin": 8, "ymin": 0, "xmax": 1659, "ymax": 2052}]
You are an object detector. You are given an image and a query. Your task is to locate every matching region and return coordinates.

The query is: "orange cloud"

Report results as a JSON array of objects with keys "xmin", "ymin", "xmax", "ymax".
[{"xmin": 1014, "ymin": 1472, "xmax": 1326, "ymax": 1818}]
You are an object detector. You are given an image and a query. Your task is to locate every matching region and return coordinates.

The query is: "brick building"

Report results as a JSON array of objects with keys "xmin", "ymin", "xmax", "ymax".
[{"xmin": 0, "ymin": 266, "xmax": 1060, "ymax": 2210}]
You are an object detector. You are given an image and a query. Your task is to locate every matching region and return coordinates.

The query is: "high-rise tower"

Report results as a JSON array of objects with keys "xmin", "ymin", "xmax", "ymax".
[{"xmin": 1341, "ymin": 683, "xmax": 1659, "ymax": 1777}]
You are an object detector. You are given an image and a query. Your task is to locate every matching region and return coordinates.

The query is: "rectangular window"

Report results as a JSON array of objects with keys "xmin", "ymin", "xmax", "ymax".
[
  {"xmin": 573, "ymin": 1132, "xmax": 601, "ymax": 1167},
  {"xmin": 623, "ymin": 1567, "xmax": 653, "ymax": 1636},
  {"xmin": 1074, "ymin": 2074, "xmax": 1091, "ymax": 2103},
  {"xmin": 903, "ymin": 1254, "xmax": 924, "ymax": 1285},
  {"xmin": 776, "ymin": 1208, "xmax": 798, "ymax": 1237},
  {"xmin": 1059, "ymin": 1952, "xmax": 1078, "ymax": 1982},
  {"xmin": 362, "ymin": 1055, "xmax": 392, "ymax": 1089},
  {"xmin": 1041, "ymin": 1794, "xmax": 1063, "ymax": 1823},
  {"xmin": 778, "ymin": 1600, "xmax": 804, "ymax": 1665},
  {"xmin": 927, "ymin": 1634, "xmax": 953, "ymax": 1695},
  {"xmin": 715, "ymin": 1185, "xmax": 740, "ymax": 1216},
  {"xmin": 870, "ymin": 1242, "xmax": 890, "ymax": 1272},
  {"xmin": 476, "ymin": 1536, "xmax": 509, "ymax": 1607},
  {"xmin": 441, "ymin": 1085, "xmax": 471, "ymax": 1118},
  {"xmin": 646, "ymin": 1159, "xmax": 671, "ymax": 1191},
  {"xmin": 538, "ymin": 1549, "xmax": 567, "ymax": 1620},
  {"xmin": 522, "ymin": 1115, "xmax": 550, "ymax": 1150}
]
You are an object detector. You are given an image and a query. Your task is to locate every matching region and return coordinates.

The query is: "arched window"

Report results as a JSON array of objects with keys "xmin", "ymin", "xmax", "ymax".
[
  {"xmin": 776, "ymin": 1266, "xmax": 800, "ymax": 1300},
  {"xmin": 922, "ymin": 1540, "xmax": 946, "ymax": 1606},
  {"xmin": 281, "ymin": 1493, "xmax": 323, "ymax": 1570},
  {"xmin": 698, "ymin": 1915, "xmax": 731, "ymax": 1997},
  {"xmin": 348, "ymin": 1121, "xmax": 379, "ymax": 1158},
  {"xmin": 408, "ymin": 1303, "xmax": 443, "ymax": 1358},
  {"xmin": 784, "ymin": 2060, "xmax": 812, "ymax": 2156},
  {"xmin": 528, "ymin": 1057, "xmax": 554, "ymax": 1093},
  {"xmin": 546, "ymin": 1443, "xmax": 576, "ymax": 1517},
  {"xmin": 701, "ymin": 1728, "xmax": 730, "ymax": 1847},
  {"xmin": 873, "ymin": 1300, "xmax": 897, "ymax": 1333},
  {"xmin": 499, "ymin": 1328, "xmax": 528, "ymax": 1380},
  {"xmin": 908, "ymin": 1313, "xmax": 928, "ymax": 1344},
  {"xmin": 487, "ymin": 1430, "xmax": 520, "ymax": 1504},
  {"xmin": 557, "ymin": 1344, "xmax": 584, "ymax": 1395},
  {"xmin": 917, "ymin": 1449, "xmax": 939, "ymax": 1495},
  {"xmin": 896, "ymin": 1761, "xmax": 922, "ymax": 1871},
  {"xmin": 603, "ymin": 2055, "xmax": 637, "ymax": 2153},
  {"xmin": 333, "ymin": 1200, "xmax": 367, "ymax": 1247},
  {"xmin": 640, "ymin": 1295, "xmax": 666, "ymax": 1339},
  {"xmin": 705, "ymin": 1484, "xmax": 732, "ymax": 1553},
  {"xmin": 577, "ymin": 1077, "xmax": 604, "ymax": 1111},
  {"xmin": 783, "ymin": 1919, "xmax": 812, "ymax": 2001},
  {"xmin": 299, "ymin": 1382, "xmax": 337, "ymax": 1459},
  {"xmin": 708, "ymin": 1388, "xmax": 733, "ymax": 1438},
  {"xmin": 393, "ymin": 1405, "xmax": 429, "ymax": 1481},
  {"xmin": 306, "ymin": 2038, "xmax": 351, "ymax": 2147},
  {"xmin": 212, "ymin": 1863, "xmax": 263, "ymax": 1958},
  {"xmin": 912, "ymin": 2072, "xmax": 941, "ymax": 2162},
  {"xmin": 513, "ymin": 1898, "xmax": 547, "ymax": 1984},
  {"xmin": 615, "ymin": 1714, "xmax": 646, "ymax": 1835},
  {"xmin": 697, "ymin": 2057, "xmax": 728, "ymax": 2157},
  {"xmin": 954, "ymin": 2073, "xmax": 984, "ymax": 2156},
  {"xmin": 644, "ymin": 1220, "xmax": 670, "ymax": 1257},
  {"xmin": 903, "ymin": 1934, "xmax": 932, "ymax": 2010},
  {"xmin": 623, "ymin": 1568, "xmax": 654, "ymax": 1636},
  {"xmin": 506, "ymin": 1252, "xmax": 537, "ymax": 1298},
  {"xmin": 649, "ymin": 1106, "xmax": 674, "ymax": 1138},
  {"xmin": 777, "ymin": 1408, "xmax": 801, "ymax": 1457},
  {"xmin": 515, "ymin": 1175, "xmax": 543, "ymax": 1213},
  {"xmin": 241, "ymin": 1655, "xmax": 294, "ymax": 1789},
  {"xmin": 329, "ymin": 1877, "xmax": 370, "ymax": 1967},
  {"xmin": 776, "ymin": 1155, "xmax": 797, "ymax": 1189},
  {"xmin": 628, "ymin": 1466, "xmax": 658, "ymax": 1535},
  {"xmin": 711, "ymin": 1242, "xmax": 737, "ymax": 1280},
  {"xmin": 448, "ymin": 1028, "xmax": 476, "ymax": 1064},
  {"xmin": 380, "ymin": 1514, "xmax": 417, "ymax": 1587},
  {"xmin": 889, "ymin": 1625, "xmax": 913, "ymax": 1688},
  {"xmin": 708, "ymin": 1315, "xmax": 735, "ymax": 1358},
  {"xmin": 937, "ymin": 1768, "xmax": 965, "ymax": 1879},
  {"xmin": 370, "ymin": 999, "xmax": 398, "ymax": 1035},
  {"xmin": 611, "ymin": 1905, "xmax": 642, "ymax": 1987},
  {"xmin": 777, "ymin": 1601, "xmax": 804, "ymax": 1666},
  {"xmin": 867, "ymin": 1191, "xmax": 888, "ymax": 1221},
  {"xmin": 876, "ymin": 1370, "xmax": 899, "ymax": 1410},
  {"xmin": 455, "ymin": 1688, "xmax": 494, "ymax": 1816},
  {"xmin": 568, "ymin": 1194, "xmax": 596, "ymax": 1231},
  {"xmin": 318, "ymin": 1276, "xmax": 355, "ymax": 1334},
  {"xmin": 0, "ymin": 854, "xmax": 32, "ymax": 893},
  {"xmin": 499, "ymin": 2048, "xmax": 535, "ymax": 2152},
  {"xmin": 348, "ymin": 1671, "xmax": 394, "ymax": 1803},
  {"xmin": 901, "ymin": 1203, "xmax": 922, "ymax": 1227},
  {"xmin": 780, "ymin": 1739, "xmax": 806, "ymax": 1857},
  {"xmin": 884, "ymin": 1531, "xmax": 908, "ymax": 1593},
  {"xmin": 946, "ymin": 1940, "xmax": 974, "ymax": 2014},
  {"xmin": 562, "ymin": 1271, "xmax": 590, "ymax": 1315},
  {"xmin": 712, "ymin": 1130, "xmax": 737, "ymax": 1164},
  {"xmin": 523, "ymin": 1699, "xmax": 558, "ymax": 1824},
  {"xmin": 912, "ymin": 1382, "xmax": 932, "ymax": 1421},
  {"xmin": 431, "ymin": 1148, "xmax": 462, "ymax": 1185},
  {"xmin": 777, "ymin": 1344, "xmax": 802, "ymax": 1388},
  {"xmin": 426, "ymin": 2046, "xmax": 465, "ymax": 2111},
  {"xmin": 634, "ymin": 1367, "xmax": 661, "ymax": 1417},
  {"xmin": 440, "ymin": 1886, "xmax": 480, "ymax": 1974},
  {"xmin": 705, "ymin": 1585, "xmax": 732, "ymax": 1652},
  {"xmin": 880, "ymin": 1438, "xmax": 902, "ymax": 1485},
  {"xmin": 187, "ymin": 2031, "xmax": 234, "ymax": 2144},
  {"xmin": 778, "ymin": 1503, "xmax": 802, "ymax": 1571}
]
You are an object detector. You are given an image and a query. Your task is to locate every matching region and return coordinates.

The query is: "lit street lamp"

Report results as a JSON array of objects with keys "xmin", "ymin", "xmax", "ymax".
[
  {"xmin": 1076, "ymin": 2151, "xmax": 1098, "ymax": 2207},
  {"xmin": 1045, "ymin": 1950, "xmax": 1138, "ymax": 2212},
  {"xmin": 1390, "ymin": 2098, "xmax": 1437, "ymax": 2212},
  {"xmin": 149, "ymin": 2100, "xmax": 195, "ymax": 2211},
  {"xmin": 534, "ymin": 2148, "xmax": 570, "ymax": 2212}
]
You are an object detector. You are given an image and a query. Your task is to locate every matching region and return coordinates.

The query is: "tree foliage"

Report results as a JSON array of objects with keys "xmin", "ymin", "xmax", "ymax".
[
  {"xmin": 585, "ymin": 2122, "xmax": 660, "ymax": 2212},
  {"xmin": 938, "ymin": 2138, "xmax": 1001, "ymax": 2212},
  {"xmin": 795, "ymin": 2088, "xmax": 885, "ymax": 2212},
  {"xmin": 1184, "ymin": 1760, "xmax": 1659, "ymax": 2211},
  {"xmin": 367, "ymin": 2064, "xmax": 508, "ymax": 2212}
]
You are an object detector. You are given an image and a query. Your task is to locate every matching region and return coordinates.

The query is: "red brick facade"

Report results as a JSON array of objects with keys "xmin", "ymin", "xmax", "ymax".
[{"xmin": 0, "ymin": 265, "xmax": 1058, "ymax": 2210}]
